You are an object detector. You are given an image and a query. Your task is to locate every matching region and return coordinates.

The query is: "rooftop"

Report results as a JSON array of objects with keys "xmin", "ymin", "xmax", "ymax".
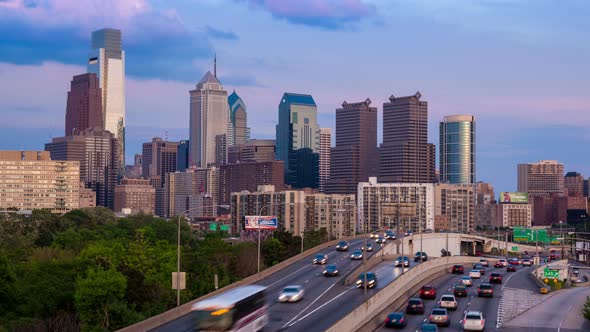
[{"xmin": 281, "ymin": 93, "xmax": 316, "ymax": 107}]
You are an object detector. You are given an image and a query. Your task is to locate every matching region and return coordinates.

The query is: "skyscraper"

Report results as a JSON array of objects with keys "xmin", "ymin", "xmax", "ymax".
[
  {"xmin": 65, "ymin": 73, "xmax": 103, "ymax": 136},
  {"xmin": 228, "ymin": 90, "xmax": 250, "ymax": 146},
  {"xmin": 379, "ymin": 92, "xmax": 435, "ymax": 183},
  {"xmin": 276, "ymin": 93, "xmax": 320, "ymax": 188},
  {"xmin": 189, "ymin": 71, "xmax": 230, "ymax": 168},
  {"xmin": 517, "ymin": 160, "xmax": 564, "ymax": 197},
  {"xmin": 88, "ymin": 28, "xmax": 125, "ymax": 179},
  {"xmin": 319, "ymin": 128, "xmax": 331, "ymax": 193},
  {"xmin": 564, "ymin": 171, "xmax": 584, "ymax": 196},
  {"xmin": 142, "ymin": 138, "xmax": 179, "ymax": 216},
  {"xmin": 439, "ymin": 115, "xmax": 476, "ymax": 184},
  {"xmin": 326, "ymin": 99, "xmax": 378, "ymax": 194},
  {"xmin": 176, "ymin": 140, "xmax": 189, "ymax": 171}
]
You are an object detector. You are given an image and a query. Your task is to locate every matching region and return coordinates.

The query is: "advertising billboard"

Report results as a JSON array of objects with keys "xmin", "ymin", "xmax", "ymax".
[
  {"xmin": 245, "ymin": 216, "xmax": 278, "ymax": 230},
  {"xmin": 499, "ymin": 192, "xmax": 528, "ymax": 204}
]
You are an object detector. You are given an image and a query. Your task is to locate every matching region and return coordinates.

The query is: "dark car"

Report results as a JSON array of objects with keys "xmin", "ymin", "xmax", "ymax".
[
  {"xmin": 415, "ymin": 251, "xmax": 428, "ymax": 262},
  {"xmin": 406, "ymin": 298, "xmax": 425, "ymax": 314},
  {"xmin": 419, "ymin": 285, "xmax": 436, "ymax": 299},
  {"xmin": 452, "ymin": 265, "xmax": 464, "ymax": 274},
  {"xmin": 473, "ymin": 264, "xmax": 486, "ymax": 275},
  {"xmin": 395, "ymin": 256, "xmax": 410, "ymax": 267},
  {"xmin": 313, "ymin": 254, "xmax": 327, "ymax": 264},
  {"xmin": 477, "ymin": 283, "xmax": 494, "ymax": 297},
  {"xmin": 376, "ymin": 236, "xmax": 385, "ymax": 244},
  {"xmin": 453, "ymin": 284, "xmax": 467, "ymax": 297},
  {"xmin": 494, "ymin": 261, "xmax": 503, "ymax": 268},
  {"xmin": 323, "ymin": 264, "xmax": 339, "ymax": 277},
  {"xmin": 385, "ymin": 230, "xmax": 396, "ymax": 240},
  {"xmin": 417, "ymin": 323, "xmax": 439, "ymax": 332},
  {"xmin": 507, "ymin": 265, "xmax": 516, "ymax": 272},
  {"xmin": 356, "ymin": 272, "xmax": 377, "ymax": 288},
  {"xmin": 385, "ymin": 311, "xmax": 407, "ymax": 328},
  {"xmin": 489, "ymin": 273, "xmax": 502, "ymax": 284},
  {"xmin": 362, "ymin": 243, "xmax": 374, "ymax": 252},
  {"xmin": 336, "ymin": 241, "xmax": 349, "ymax": 251}
]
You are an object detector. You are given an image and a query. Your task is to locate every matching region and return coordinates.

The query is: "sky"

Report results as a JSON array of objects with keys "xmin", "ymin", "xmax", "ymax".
[{"xmin": 0, "ymin": 0, "xmax": 589, "ymax": 193}]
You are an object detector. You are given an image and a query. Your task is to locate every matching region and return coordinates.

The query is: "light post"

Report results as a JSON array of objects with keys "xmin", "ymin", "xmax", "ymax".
[
  {"xmin": 256, "ymin": 204, "xmax": 272, "ymax": 274},
  {"xmin": 560, "ymin": 220, "xmax": 564, "ymax": 259}
]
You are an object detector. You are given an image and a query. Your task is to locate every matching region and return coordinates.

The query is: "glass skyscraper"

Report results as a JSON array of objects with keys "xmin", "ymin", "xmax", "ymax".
[{"xmin": 439, "ymin": 115, "xmax": 476, "ymax": 184}]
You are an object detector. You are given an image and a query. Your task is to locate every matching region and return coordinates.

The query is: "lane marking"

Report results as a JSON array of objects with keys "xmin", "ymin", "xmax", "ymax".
[
  {"xmin": 287, "ymin": 287, "xmax": 354, "ymax": 328},
  {"xmin": 267, "ymin": 264, "xmax": 313, "ymax": 288},
  {"xmin": 557, "ymin": 303, "xmax": 574, "ymax": 332}
]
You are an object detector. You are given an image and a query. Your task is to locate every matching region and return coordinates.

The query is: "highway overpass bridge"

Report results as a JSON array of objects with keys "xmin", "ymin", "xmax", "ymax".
[{"xmin": 119, "ymin": 232, "xmax": 542, "ymax": 332}]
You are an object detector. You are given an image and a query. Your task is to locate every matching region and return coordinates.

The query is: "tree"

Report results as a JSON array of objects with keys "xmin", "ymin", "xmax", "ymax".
[
  {"xmin": 583, "ymin": 296, "xmax": 590, "ymax": 320},
  {"xmin": 75, "ymin": 268, "xmax": 127, "ymax": 330},
  {"xmin": 262, "ymin": 238, "xmax": 287, "ymax": 266},
  {"xmin": 0, "ymin": 254, "xmax": 16, "ymax": 316}
]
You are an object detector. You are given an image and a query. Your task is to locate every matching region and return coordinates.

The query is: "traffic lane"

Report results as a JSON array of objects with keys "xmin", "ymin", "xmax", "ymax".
[
  {"xmin": 280, "ymin": 261, "xmax": 418, "ymax": 332},
  {"xmin": 502, "ymin": 286, "xmax": 590, "ymax": 332},
  {"xmin": 502, "ymin": 265, "xmax": 536, "ymax": 292}
]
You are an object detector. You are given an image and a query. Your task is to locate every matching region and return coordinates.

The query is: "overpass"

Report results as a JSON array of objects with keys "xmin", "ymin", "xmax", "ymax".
[{"xmin": 119, "ymin": 232, "xmax": 541, "ymax": 332}]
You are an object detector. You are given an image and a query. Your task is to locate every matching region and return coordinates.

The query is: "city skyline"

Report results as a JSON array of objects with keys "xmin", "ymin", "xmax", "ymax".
[{"xmin": 0, "ymin": 0, "xmax": 589, "ymax": 193}]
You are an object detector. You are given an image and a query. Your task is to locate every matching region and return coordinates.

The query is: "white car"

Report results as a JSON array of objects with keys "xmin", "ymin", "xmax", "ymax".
[
  {"xmin": 498, "ymin": 259, "xmax": 508, "ymax": 267},
  {"xmin": 278, "ymin": 285, "xmax": 304, "ymax": 303},
  {"xmin": 522, "ymin": 259, "xmax": 532, "ymax": 266},
  {"xmin": 479, "ymin": 259, "xmax": 489, "ymax": 267},
  {"xmin": 350, "ymin": 250, "xmax": 363, "ymax": 260},
  {"xmin": 461, "ymin": 276, "xmax": 473, "ymax": 286},
  {"xmin": 462, "ymin": 311, "xmax": 485, "ymax": 331},
  {"xmin": 469, "ymin": 269, "xmax": 481, "ymax": 279},
  {"xmin": 438, "ymin": 294, "xmax": 458, "ymax": 311}
]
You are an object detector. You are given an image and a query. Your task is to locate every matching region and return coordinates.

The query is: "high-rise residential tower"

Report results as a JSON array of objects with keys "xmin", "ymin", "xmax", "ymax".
[
  {"xmin": 564, "ymin": 172, "xmax": 584, "ymax": 196},
  {"xmin": 326, "ymin": 99, "xmax": 378, "ymax": 194},
  {"xmin": 379, "ymin": 92, "xmax": 435, "ymax": 183},
  {"xmin": 517, "ymin": 160, "xmax": 565, "ymax": 198},
  {"xmin": 88, "ymin": 28, "xmax": 125, "ymax": 179},
  {"xmin": 65, "ymin": 73, "xmax": 103, "ymax": 136},
  {"xmin": 276, "ymin": 93, "xmax": 320, "ymax": 188},
  {"xmin": 439, "ymin": 115, "xmax": 476, "ymax": 184},
  {"xmin": 319, "ymin": 128, "xmax": 331, "ymax": 193},
  {"xmin": 189, "ymin": 71, "xmax": 230, "ymax": 168},
  {"xmin": 228, "ymin": 90, "xmax": 250, "ymax": 146}
]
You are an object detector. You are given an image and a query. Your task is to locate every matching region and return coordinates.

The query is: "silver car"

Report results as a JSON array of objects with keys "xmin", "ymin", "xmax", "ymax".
[
  {"xmin": 350, "ymin": 250, "xmax": 363, "ymax": 260},
  {"xmin": 462, "ymin": 311, "xmax": 485, "ymax": 331},
  {"xmin": 278, "ymin": 285, "xmax": 304, "ymax": 303}
]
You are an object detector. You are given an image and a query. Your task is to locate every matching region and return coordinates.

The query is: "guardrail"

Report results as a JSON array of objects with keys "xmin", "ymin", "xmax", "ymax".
[
  {"xmin": 326, "ymin": 256, "xmax": 481, "ymax": 332},
  {"xmin": 118, "ymin": 234, "xmax": 364, "ymax": 332}
]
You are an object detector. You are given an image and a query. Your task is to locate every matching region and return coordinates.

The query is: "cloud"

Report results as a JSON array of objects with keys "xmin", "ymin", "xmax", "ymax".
[
  {"xmin": 237, "ymin": 0, "xmax": 377, "ymax": 30},
  {"xmin": 205, "ymin": 25, "xmax": 239, "ymax": 40},
  {"xmin": 0, "ymin": 0, "xmax": 214, "ymax": 81}
]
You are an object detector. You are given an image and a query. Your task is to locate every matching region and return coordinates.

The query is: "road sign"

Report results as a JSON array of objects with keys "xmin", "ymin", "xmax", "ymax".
[
  {"xmin": 543, "ymin": 268, "xmax": 559, "ymax": 279},
  {"xmin": 172, "ymin": 272, "xmax": 186, "ymax": 290},
  {"xmin": 210, "ymin": 223, "xmax": 217, "ymax": 231},
  {"xmin": 544, "ymin": 278, "xmax": 548, "ymax": 283},
  {"xmin": 220, "ymin": 225, "xmax": 229, "ymax": 231},
  {"xmin": 511, "ymin": 246, "xmax": 518, "ymax": 251}
]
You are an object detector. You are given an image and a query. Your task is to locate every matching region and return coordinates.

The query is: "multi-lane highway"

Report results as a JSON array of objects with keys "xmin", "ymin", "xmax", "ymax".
[{"xmin": 152, "ymin": 237, "xmax": 419, "ymax": 332}]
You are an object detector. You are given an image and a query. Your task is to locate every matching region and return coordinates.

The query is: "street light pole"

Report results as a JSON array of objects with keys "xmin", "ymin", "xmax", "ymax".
[
  {"xmin": 257, "ymin": 204, "xmax": 271, "ymax": 274},
  {"xmin": 560, "ymin": 220, "xmax": 564, "ymax": 259}
]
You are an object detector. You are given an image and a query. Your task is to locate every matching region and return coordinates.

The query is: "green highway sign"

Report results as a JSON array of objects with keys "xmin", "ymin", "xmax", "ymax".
[
  {"xmin": 209, "ymin": 223, "xmax": 217, "ymax": 231},
  {"xmin": 543, "ymin": 268, "xmax": 559, "ymax": 279},
  {"xmin": 511, "ymin": 246, "xmax": 518, "ymax": 251},
  {"xmin": 220, "ymin": 225, "xmax": 229, "ymax": 231}
]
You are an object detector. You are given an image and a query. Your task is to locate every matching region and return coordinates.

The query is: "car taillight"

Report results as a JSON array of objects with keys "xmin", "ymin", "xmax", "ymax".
[
  {"xmin": 385, "ymin": 317, "xmax": 390, "ymax": 323},
  {"xmin": 429, "ymin": 315, "xmax": 433, "ymax": 320},
  {"xmin": 399, "ymin": 318, "xmax": 404, "ymax": 323}
]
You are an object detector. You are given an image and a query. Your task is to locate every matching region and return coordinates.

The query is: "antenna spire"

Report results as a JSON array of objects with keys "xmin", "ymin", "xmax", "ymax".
[{"xmin": 214, "ymin": 53, "xmax": 217, "ymax": 78}]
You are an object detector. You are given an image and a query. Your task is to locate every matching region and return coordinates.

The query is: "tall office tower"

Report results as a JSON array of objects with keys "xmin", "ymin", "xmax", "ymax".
[
  {"xmin": 276, "ymin": 93, "xmax": 320, "ymax": 188},
  {"xmin": 45, "ymin": 128, "xmax": 118, "ymax": 209},
  {"xmin": 439, "ymin": 115, "xmax": 476, "ymax": 184},
  {"xmin": 228, "ymin": 90, "xmax": 250, "ymax": 146},
  {"xmin": 142, "ymin": 138, "xmax": 179, "ymax": 216},
  {"xmin": 125, "ymin": 153, "xmax": 142, "ymax": 179},
  {"xmin": 319, "ymin": 128, "xmax": 331, "ymax": 193},
  {"xmin": 517, "ymin": 160, "xmax": 565, "ymax": 198},
  {"xmin": 189, "ymin": 71, "xmax": 230, "ymax": 168},
  {"xmin": 177, "ymin": 140, "xmax": 189, "ymax": 171},
  {"xmin": 564, "ymin": 172, "xmax": 584, "ymax": 196},
  {"xmin": 0, "ymin": 151, "xmax": 80, "ymax": 213},
  {"xmin": 164, "ymin": 166, "xmax": 219, "ymax": 218},
  {"xmin": 219, "ymin": 160, "xmax": 285, "ymax": 205},
  {"xmin": 326, "ymin": 99, "xmax": 378, "ymax": 194},
  {"xmin": 88, "ymin": 28, "xmax": 125, "ymax": 179},
  {"xmin": 379, "ymin": 92, "xmax": 435, "ymax": 183},
  {"xmin": 65, "ymin": 73, "xmax": 103, "ymax": 136},
  {"xmin": 228, "ymin": 139, "xmax": 276, "ymax": 164}
]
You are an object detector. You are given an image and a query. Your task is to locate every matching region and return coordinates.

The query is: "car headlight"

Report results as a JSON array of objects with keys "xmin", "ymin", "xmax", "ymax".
[
  {"xmin": 356, "ymin": 280, "xmax": 362, "ymax": 284},
  {"xmin": 334, "ymin": 270, "xmax": 338, "ymax": 273},
  {"xmin": 368, "ymin": 280, "xmax": 374, "ymax": 284}
]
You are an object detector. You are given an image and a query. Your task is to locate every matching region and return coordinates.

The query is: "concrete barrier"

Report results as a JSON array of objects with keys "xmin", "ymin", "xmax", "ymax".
[
  {"xmin": 118, "ymin": 234, "xmax": 362, "ymax": 332},
  {"xmin": 326, "ymin": 256, "xmax": 481, "ymax": 332}
]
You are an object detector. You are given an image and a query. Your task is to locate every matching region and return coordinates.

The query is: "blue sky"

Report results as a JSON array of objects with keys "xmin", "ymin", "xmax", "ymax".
[{"xmin": 0, "ymin": 0, "xmax": 589, "ymax": 193}]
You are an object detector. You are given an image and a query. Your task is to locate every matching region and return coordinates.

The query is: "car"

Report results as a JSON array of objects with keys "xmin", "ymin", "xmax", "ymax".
[
  {"xmin": 508, "ymin": 258, "xmax": 520, "ymax": 265},
  {"xmin": 438, "ymin": 294, "xmax": 458, "ymax": 310},
  {"xmin": 469, "ymin": 269, "xmax": 481, "ymax": 279},
  {"xmin": 473, "ymin": 264, "xmax": 486, "ymax": 275},
  {"xmin": 522, "ymin": 259, "xmax": 532, "ymax": 266},
  {"xmin": 419, "ymin": 285, "xmax": 437, "ymax": 299},
  {"xmin": 323, "ymin": 264, "xmax": 339, "ymax": 277},
  {"xmin": 362, "ymin": 243, "xmax": 374, "ymax": 252},
  {"xmin": 549, "ymin": 254, "xmax": 558, "ymax": 261},
  {"xmin": 350, "ymin": 250, "xmax": 363, "ymax": 260},
  {"xmin": 405, "ymin": 230, "xmax": 414, "ymax": 236},
  {"xmin": 507, "ymin": 265, "xmax": 516, "ymax": 272},
  {"xmin": 462, "ymin": 311, "xmax": 485, "ymax": 331},
  {"xmin": 574, "ymin": 268, "xmax": 580, "ymax": 275},
  {"xmin": 406, "ymin": 298, "xmax": 425, "ymax": 314},
  {"xmin": 453, "ymin": 285, "xmax": 467, "ymax": 297},
  {"xmin": 477, "ymin": 283, "xmax": 493, "ymax": 297},
  {"xmin": 278, "ymin": 285, "xmax": 304, "ymax": 302},
  {"xmin": 461, "ymin": 276, "xmax": 473, "ymax": 286},
  {"xmin": 313, "ymin": 254, "xmax": 328, "ymax": 264},
  {"xmin": 384, "ymin": 311, "xmax": 407, "ymax": 328},
  {"xmin": 395, "ymin": 256, "xmax": 410, "ymax": 267},
  {"xmin": 417, "ymin": 323, "xmax": 439, "ymax": 332},
  {"xmin": 452, "ymin": 264, "xmax": 464, "ymax": 274},
  {"xmin": 498, "ymin": 259, "xmax": 508, "ymax": 267},
  {"xmin": 385, "ymin": 230, "xmax": 396, "ymax": 240},
  {"xmin": 489, "ymin": 273, "xmax": 502, "ymax": 284},
  {"xmin": 429, "ymin": 308, "xmax": 450, "ymax": 327},
  {"xmin": 370, "ymin": 231, "xmax": 380, "ymax": 239},
  {"xmin": 376, "ymin": 236, "xmax": 385, "ymax": 244},
  {"xmin": 336, "ymin": 241, "xmax": 349, "ymax": 251},
  {"xmin": 479, "ymin": 259, "xmax": 489, "ymax": 267},
  {"xmin": 356, "ymin": 272, "xmax": 377, "ymax": 288},
  {"xmin": 494, "ymin": 261, "xmax": 503, "ymax": 268},
  {"xmin": 415, "ymin": 251, "xmax": 428, "ymax": 262}
]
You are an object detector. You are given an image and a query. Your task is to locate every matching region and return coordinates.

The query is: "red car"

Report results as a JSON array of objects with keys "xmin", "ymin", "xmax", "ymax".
[
  {"xmin": 419, "ymin": 285, "xmax": 437, "ymax": 299},
  {"xmin": 494, "ymin": 262, "xmax": 503, "ymax": 268},
  {"xmin": 452, "ymin": 265, "xmax": 464, "ymax": 274},
  {"xmin": 489, "ymin": 273, "xmax": 502, "ymax": 284},
  {"xmin": 507, "ymin": 265, "xmax": 516, "ymax": 272}
]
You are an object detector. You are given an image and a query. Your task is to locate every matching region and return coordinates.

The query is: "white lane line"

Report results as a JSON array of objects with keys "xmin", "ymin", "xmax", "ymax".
[
  {"xmin": 281, "ymin": 277, "xmax": 343, "ymax": 328},
  {"xmin": 557, "ymin": 303, "xmax": 574, "ymax": 332},
  {"xmin": 501, "ymin": 266, "xmax": 529, "ymax": 291},
  {"xmin": 267, "ymin": 264, "xmax": 312, "ymax": 288},
  {"xmin": 287, "ymin": 286, "xmax": 355, "ymax": 328}
]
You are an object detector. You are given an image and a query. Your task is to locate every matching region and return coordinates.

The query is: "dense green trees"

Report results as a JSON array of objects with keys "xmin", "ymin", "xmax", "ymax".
[{"xmin": 0, "ymin": 209, "xmax": 329, "ymax": 331}]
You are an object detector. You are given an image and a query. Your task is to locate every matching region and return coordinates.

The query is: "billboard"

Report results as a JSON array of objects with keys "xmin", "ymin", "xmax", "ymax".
[
  {"xmin": 499, "ymin": 192, "xmax": 528, "ymax": 204},
  {"xmin": 245, "ymin": 216, "xmax": 278, "ymax": 230}
]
